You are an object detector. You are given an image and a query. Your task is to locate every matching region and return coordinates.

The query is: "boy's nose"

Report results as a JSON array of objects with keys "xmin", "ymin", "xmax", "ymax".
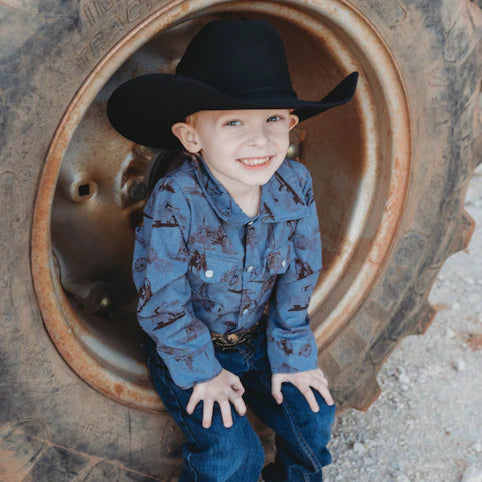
[{"xmin": 247, "ymin": 126, "xmax": 269, "ymax": 148}]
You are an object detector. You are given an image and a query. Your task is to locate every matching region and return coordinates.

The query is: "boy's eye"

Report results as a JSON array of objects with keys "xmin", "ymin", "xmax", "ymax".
[
  {"xmin": 225, "ymin": 120, "xmax": 241, "ymax": 126},
  {"xmin": 267, "ymin": 115, "xmax": 282, "ymax": 122}
]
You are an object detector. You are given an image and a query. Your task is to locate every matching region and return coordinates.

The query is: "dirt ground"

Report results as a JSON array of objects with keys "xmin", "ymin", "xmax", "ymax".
[{"xmin": 324, "ymin": 164, "xmax": 482, "ymax": 481}]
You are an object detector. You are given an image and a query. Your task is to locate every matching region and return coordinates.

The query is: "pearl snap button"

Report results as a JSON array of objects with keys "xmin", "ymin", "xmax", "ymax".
[
  {"xmin": 281, "ymin": 260, "xmax": 287, "ymax": 267},
  {"xmin": 242, "ymin": 308, "xmax": 249, "ymax": 315},
  {"xmin": 247, "ymin": 220, "xmax": 254, "ymax": 225},
  {"xmin": 205, "ymin": 269, "xmax": 214, "ymax": 278},
  {"xmin": 247, "ymin": 265, "xmax": 254, "ymax": 272}
]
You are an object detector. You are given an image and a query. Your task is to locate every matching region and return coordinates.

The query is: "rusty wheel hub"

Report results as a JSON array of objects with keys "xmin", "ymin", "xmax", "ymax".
[{"xmin": 31, "ymin": 1, "xmax": 410, "ymax": 410}]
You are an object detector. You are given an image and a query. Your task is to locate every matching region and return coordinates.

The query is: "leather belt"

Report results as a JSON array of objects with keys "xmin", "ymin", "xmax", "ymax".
[{"xmin": 211, "ymin": 316, "xmax": 265, "ymax": 351}]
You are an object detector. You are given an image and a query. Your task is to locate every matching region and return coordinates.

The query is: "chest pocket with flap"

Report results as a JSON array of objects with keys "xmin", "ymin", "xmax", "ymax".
[
  {"xmin": 265, "ymin": 242, "xmax": 291, "ymax": 275},
  {"xmin": 188, "ymin": 250, "xmax": 240, "ymax": 283}
]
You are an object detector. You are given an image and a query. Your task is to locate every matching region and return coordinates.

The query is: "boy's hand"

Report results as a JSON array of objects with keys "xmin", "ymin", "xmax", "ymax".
[
  {"xmin": 271, "ymin": 368, "xmax": 334, "ymax": 411},
  {"xmin": 186, "ymin": 368, "xmax": 247, "ymax": 429}
]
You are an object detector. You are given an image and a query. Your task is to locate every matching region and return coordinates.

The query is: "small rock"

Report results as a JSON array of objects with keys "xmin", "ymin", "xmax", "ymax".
[
  {"xmin": 391, "ymin": 460, "xmax": 401, "ymax": 471},
  {"xmin": 353, "ymin": 441, "xmax": 366, "ymax": 454},
  {"xmin": 427, "ymin": 365, "xmax": 442, "ymax": 376},
  {"xmin": 396, "ymin": 475, "xmax": 410, "ymax": 482},
  {"xmin": 452, "ymin": 359, "xmax": 466, "ymax": 371},
  {"xmin": 472, "ymin": 442, "xmax": 482, "ymax": 453},
  {"xmin": 399, "ymin": 372, "xmax": 410, "ymax": 384},
  {"xmin": 453, "ymin": 302, "xmax": 461, "ymax": 310},
  {"xmin": 446, "ymin": 327, "xmax": 455, "ymax": 338},
  {"xmin": 461, "ymin": 465, "xmax": 482, "ymax": 482}
]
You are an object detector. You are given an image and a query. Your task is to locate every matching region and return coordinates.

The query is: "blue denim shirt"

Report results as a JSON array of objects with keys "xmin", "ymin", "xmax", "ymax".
[{"xmin": 133, "ymin": 155, "xmax": 322, "ymax": 389}]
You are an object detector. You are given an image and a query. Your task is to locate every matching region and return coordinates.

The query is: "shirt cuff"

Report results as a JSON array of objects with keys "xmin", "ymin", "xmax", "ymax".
[
  {"xmin": 267, "ymin": 326, "xmax": 319, "ymax": 374},
  {"xmin": 161, "ymin": 340, "xmax": 223, "ymax": 390}
]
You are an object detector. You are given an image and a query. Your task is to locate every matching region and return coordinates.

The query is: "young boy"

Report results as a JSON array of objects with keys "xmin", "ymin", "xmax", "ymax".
[{"xmin": 107, "ymin": 19, "xmax": 358, "ymax": 481}]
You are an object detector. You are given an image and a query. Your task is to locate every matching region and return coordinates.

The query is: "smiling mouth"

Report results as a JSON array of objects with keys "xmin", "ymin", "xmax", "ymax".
[{"xmin": 237, "ymin": 156, "xmax": 273, "ymax": 167}]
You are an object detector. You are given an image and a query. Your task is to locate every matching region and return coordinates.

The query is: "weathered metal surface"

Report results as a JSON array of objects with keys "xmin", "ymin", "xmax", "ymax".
[{"xmin": 31, "ymin": 0, "xmax": 410, "ymax": 410}]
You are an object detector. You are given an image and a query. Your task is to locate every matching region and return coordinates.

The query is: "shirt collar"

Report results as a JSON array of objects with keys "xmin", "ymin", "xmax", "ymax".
[{"xmin": 190, "ymin": 154, "xmax": 308, "ymax": 225}]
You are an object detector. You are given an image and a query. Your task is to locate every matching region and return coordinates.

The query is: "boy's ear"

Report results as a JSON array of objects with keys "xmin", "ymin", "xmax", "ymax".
[
  {"xmin": 288, "ymin": 114, "xmax": 299, "ymax": 131},
  {"xmin": 171, "ymin": 122, "xmax": 201, "ymax": 153}
]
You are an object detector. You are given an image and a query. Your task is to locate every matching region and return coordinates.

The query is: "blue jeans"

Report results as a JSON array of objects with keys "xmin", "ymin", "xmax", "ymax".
[{"xmin": 144, "ymin": 320, "xmax": 336, "ymax": 481}]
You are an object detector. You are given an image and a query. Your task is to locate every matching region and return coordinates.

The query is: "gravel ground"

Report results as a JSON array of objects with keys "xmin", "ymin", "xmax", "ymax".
[{"xmin": 324, "ymin": 164, "xmax": 482, "ymax": 482}]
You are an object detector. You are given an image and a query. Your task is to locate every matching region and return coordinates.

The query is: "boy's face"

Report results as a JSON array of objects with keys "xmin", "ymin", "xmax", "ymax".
[{"xmin": 171, "ymin": 109, "xmax": 299, "ymax": 193}]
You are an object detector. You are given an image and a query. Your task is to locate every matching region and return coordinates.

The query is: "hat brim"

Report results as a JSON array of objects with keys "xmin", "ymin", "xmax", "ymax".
[{"xmin": 107, "ymin": 71, "xmax": 359, "ymax": 149}]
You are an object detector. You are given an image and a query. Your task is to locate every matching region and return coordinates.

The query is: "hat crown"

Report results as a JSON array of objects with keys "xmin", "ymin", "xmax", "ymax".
[
  {"xmin": 176, "ymin": 19, "xmax": 296, "ymax": 98},
  {"xmin": 106, "ymin": 18, "xmax": 358, "ymax": 149}
]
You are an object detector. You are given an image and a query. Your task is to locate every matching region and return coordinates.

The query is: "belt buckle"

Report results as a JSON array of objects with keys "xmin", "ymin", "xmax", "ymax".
[{"xmin": 211, "ymin": 320, "xmax": 260, "ymax": 350}]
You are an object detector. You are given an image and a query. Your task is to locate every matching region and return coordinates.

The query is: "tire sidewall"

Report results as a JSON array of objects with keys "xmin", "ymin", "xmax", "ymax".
[{"xmin": 0, "ymin": 0, "xmax": 479, "ymax": 475}]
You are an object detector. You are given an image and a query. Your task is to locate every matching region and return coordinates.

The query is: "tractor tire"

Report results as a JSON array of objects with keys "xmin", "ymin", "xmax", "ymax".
[{"xmin": 0, "ymin": 0, "xmax": 480, "ymax": 479}]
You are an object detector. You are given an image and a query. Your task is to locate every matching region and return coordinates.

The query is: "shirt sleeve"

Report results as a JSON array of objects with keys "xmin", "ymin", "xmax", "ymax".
[
  {"xmin": 132, "ymin": 177, "xmax": 222, "ymax": 389},
  {"xmin": 266, "ymin": 168, "xmax": 322, "ymax": 374}
]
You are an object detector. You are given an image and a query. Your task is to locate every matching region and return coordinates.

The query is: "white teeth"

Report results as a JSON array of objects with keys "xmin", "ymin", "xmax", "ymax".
[{"xmin": 238, "ymin": 156, "xmax": 271, "ymax": 166}]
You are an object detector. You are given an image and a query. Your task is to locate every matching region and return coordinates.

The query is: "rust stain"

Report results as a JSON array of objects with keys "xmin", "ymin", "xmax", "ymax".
[
  {"xmin": 433, "ymin": 303, "xmax": 449, "ymax": 312},
  {"xmin": 31, "ymin": 0, "xmax": 412, "ymax": 413},
  {"xmin": 458, "ymin": 331, "xmax": 482, "ymax": 352},
  {"xmin": 114, "ymin": 383, "xmax": 124, "ymax": 396}
]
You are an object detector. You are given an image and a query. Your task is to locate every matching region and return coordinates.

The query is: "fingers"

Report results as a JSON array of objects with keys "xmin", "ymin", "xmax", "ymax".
[
  {"xmin": 305, "ymin": 370, "xmax": 334, "ymax": 407},
  {"xmin": 231, "ymin": 377, "xmax": 245, "ymax": 395},
  {"xmin": 300, "ymin": 386, "xmax": 320, "ymax": 412},
  {"xmin": 271, "ymin": 375, "xmax": 283, "ymax": 404},
  {"xmin": 202, "ymin": 398, "xmax": 214, "ymax": 428},
  {"xmin": 312, "ymin": 381, "xmax": 334, "ymax": 406},
  {"xmin": 229, "ymin": 376, "xmax": 246, "ymax": 416},
  {"xmin": 273, "ymin": 369, "xmax": 335, "ymax": 412},
  {"xmin": 219, "ymin": 400, "xmax": 233, "ymax": 428},
  {"xmin": 186, "ymin": 392, "xmax": 200, "ymax": 415},
  {"xmin": 197, "ymin": 397, "xmax": 246, "ymax": 429},
  {"xmin": 204, "ymin": 398, "xmax": 245, "ymax": 429},
  {"xmin": 192, "ymin": 384, "xmax": 246, "ymax": 429},
  {"xmin": 230, "ymin": 394, "xmax": 247, "ymax": 417}
]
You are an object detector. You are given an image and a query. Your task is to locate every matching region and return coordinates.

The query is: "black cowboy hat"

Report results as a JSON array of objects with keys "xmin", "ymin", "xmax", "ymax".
[{"xmin": 107, "ymin": 19, "xmax": 359, "ymax": 149}]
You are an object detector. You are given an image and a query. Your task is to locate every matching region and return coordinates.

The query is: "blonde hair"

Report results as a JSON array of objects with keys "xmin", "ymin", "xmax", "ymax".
[{"xmin": 184, "ymin": 112, "xmax": 199, "ymax": 127}]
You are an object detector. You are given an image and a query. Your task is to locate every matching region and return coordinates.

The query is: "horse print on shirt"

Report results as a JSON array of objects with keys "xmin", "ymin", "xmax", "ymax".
[
  {"xmin": 177, "ymin": 320, "xmax": 209, "ymax": 345},
  {"xmin": 273, "ymin": 172, "xmax": 303, "ymax": 207},
  {"xmin": 137, "ymin": 277, "xmax": 153, "ymax": 312},
  {"xmin": 188, "ymin": 250, "xmax": 208, "ymax": 272},
  {"xmin": 294, "ymin": 259, "xmax": 314, "ymax": 280},
  {"xmin": 287, "ymin": 293, "xmax": 310, "ymax": 312},
  {"xmin": 188, "ymin": 219, "xmax": 236, "ymax": 255},
  {"xmin": 152, "ymin": 300, "xmax": 186, "ymax": 330},
  {"xmin": 276, "ymin": 339, "xmax": 294, "ymax": 355},
  {"xmin": 192, "ymin": 283, "xmax": 225, "ymax": 314},
  {"xmin": 298, "ymin": 343, "xmax": 313, "ymax": 358}
]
